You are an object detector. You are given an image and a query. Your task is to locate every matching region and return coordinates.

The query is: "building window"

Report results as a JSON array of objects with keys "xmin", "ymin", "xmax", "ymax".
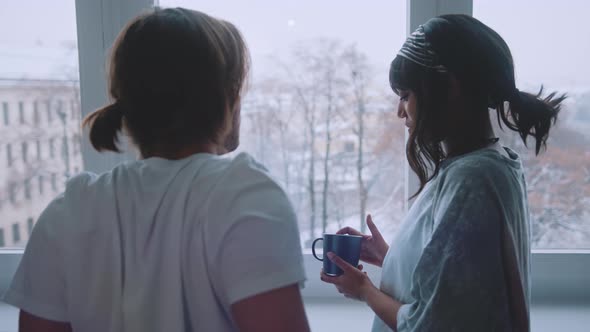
[
  {"xmin": 46, "ymin": 100, "xmax": 53, "ymax": 123},
  {"xmin": 2, "ymin": 102, "xmax": 9, "ymax": 125},
  {"xmin": 36, "ymin": 140, "xmax": 41, "ymax": 160},
  {"xmin": 49, "ymin": 138, "xmax": 56, "ymax": 158},
  {"xmin": 21, "ymin": 141, "xmax": 28, "ymax": 163},
  {"xmin": 344, "ymin": 141, "xmax": 355, "ymax": 153},
  {"xmin": 18, "ymin": 101, "xmax": 25, "ymax": 124},
  {"xmin": 61, "ymin": 136, "xmax": 69, "ymax": 159},
  {"xmin": 33, "ymin": 100, "xmax": 40, "ymax": 125},
  {"xmin": 51, "ymin": 173, "xmax": 57, "ymax": 192},
  {"xmin": 24, "ymin": 178, "xmax": 31, "ymax": 200},
  {"xmin": 9, "ymin": 182, "xmax": 17, "ymax": 204},
  {"xmin": 27, "ymin": 218, "xmax": 34, "ymax": 235},
  {"xmin": 0, "ymin": 228, "xmax": 4, "ymax": 247},
  {"xmin": 74, "ymin": 166, "xmax": 80, "ymax": 174},
  {"xmin": 6, "ymin": 143, "xmax": 13, "ymax": 167},
  {"xmin": 57, "ymin": 99, "xmax": 65, "ymax": 123},
  {"xmin": 12, "ymin": 223, "xmax": 20, "ymax": 243},
  {"xmin": 38, "ymin": 175, "xmax": 44, "ymax": 196}
]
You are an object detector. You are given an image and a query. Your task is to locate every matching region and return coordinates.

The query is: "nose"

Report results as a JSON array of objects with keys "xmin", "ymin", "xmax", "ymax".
[{"xmin": 397, "ymin": 103, "xmax": 406, "ymax": 119}]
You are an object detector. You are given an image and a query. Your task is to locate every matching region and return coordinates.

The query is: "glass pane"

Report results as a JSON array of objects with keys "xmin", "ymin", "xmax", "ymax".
[
  {"xmin": 474, "ymin": 0, "xmax": 590, "ymax": 248},
  {"xmin": 161, "ymin": 0, "xmax": 407, "ymax": 247},
  {"xmin": 0, "ymin": 1, "xmax": 82, "ymax": 248}
]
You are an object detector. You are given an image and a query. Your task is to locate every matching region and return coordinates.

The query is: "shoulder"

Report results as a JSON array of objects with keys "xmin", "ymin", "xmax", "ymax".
[
  {"xmin": 32, "ymin": 172, "xmax": 101, "ymax": 238},
  {"xmin": 225, "ymin": 152, "xmax": 273, "ymax": 179},
  {"xmin": 216, "ymin": 152, "xmax": 279, "ymax": 193},
  {"xmin": 207, "ymin": 152, "xmax": 294, "ymax": 222},
  {"xmin": 438, "ymin": 149, "xmax": 518, "ymax": 191}
]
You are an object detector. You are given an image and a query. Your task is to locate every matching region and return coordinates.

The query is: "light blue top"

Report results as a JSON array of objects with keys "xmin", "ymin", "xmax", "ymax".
[{"xmin": 372, "ymin": 146, "xmax": 531, "ymax": 332}]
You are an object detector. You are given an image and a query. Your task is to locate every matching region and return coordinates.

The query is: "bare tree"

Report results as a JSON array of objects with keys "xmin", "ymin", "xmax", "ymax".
[
  {"xmin": 316, "ymin": 40, "xmax": 346, "ymax": 234},
  {"xmin": 343, "ymin": 45, "xmax": 372, "ymax": 233},
  {"xmin": 279, "ymin": 48, "xmax": 322, "ymax": 244}
]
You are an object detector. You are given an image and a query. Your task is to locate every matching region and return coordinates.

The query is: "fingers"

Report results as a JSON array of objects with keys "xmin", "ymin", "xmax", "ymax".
[
  {"xmin": 327, "ymin": 252, "xmax": 354, "ymax": 273},
  {"xmin": 319, "ymin": 269, "xmax": 339, "ymax": 285},
  {"xmin": 366, "ymin": 214, "xmax": 383, "ymax": 240},
  {"xmin": 337, "ymin": 226, "xmax": 363, "ymax": 236}
]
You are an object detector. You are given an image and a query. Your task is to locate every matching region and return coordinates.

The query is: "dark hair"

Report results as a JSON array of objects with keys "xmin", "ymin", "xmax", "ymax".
[
  {"xmin": 83, "ymin": 7, "xmax": 250, "ymax": 157},
  {"xmin": 390, "ymin": 14, "xmax": 566, "ymax": 197}
]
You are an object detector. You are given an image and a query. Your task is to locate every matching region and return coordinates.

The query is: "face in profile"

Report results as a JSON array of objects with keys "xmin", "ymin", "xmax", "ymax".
[{"xmin": 397, "ymin": 89, "xmax": 417, "ymax": 134}]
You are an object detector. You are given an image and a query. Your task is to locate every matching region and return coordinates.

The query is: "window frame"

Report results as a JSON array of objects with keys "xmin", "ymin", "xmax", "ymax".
[{"xmin": 0, "ymin": 0, "xmax": 588, "ymax": 304}]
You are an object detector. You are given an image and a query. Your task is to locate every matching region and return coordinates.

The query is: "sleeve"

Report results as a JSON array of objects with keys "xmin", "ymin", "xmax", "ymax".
[
  {"xmin": 2, "ymin": 195, "xmax": 69, "ymax": 322},
  {"xmin": 396, "ymin": 169, "xmax": 512, "ymax": 332},
  {"xmin": 207, "ymin": 158, "xmax": 306, "ymax": 305}
]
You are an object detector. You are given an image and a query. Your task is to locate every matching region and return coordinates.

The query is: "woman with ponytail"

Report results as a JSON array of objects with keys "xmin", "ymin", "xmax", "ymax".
[
  {"xmin": 321, "ymin": 14, "xmax": 565, "ymax": 332},
  {"xmin": 4, "ymin": 7, "xmax": 310, "ymax": 332}
]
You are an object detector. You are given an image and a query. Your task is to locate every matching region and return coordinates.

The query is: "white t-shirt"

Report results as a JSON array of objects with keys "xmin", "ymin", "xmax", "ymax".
[{"xmin": 3, "ymin": 152, "xmax": 306, "ymax": 331}]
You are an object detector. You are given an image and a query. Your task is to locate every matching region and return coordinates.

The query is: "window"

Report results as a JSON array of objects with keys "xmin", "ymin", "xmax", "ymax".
[
  {"xmin": 2, "ymin": 102, "xmax": 8, "ymax": 125},
  {"xmin": 162, "ymin": 0, "xmax": 407, "ymax": 247},
  {"xmin": 56, "ymin": 99, "xmax": 65, "ymax": 123},
  {"xmin": 9, "ymin": 182, "xmax": 17, "ymax": 204},
  {"xmin": 49, "ymin": 137, "xmax": 56, "ymax": 158},
  {"xmin": 51, "ymin": 173, "xmax": 58, "ymax": 192},
  {"xmin": 474, "ymin": 0, "xmax": 590, "ymax": 248},
  {"xmin": 0, "ymin": 0, "xmax": 586, "ymax": 311},
  {"xmin": 36, "ymin": 139, "xmax": 41, "ymax": 160},
  {"xmin": 344, "ymin": 141, "xmax": 355, "ymax": 153},
  {"xmin": 38, "ymin": 175, "xmax": 44, "ymax": 196},
  {"xmin": 6, "ymin": 143, "xmax": 12, "ymax": 167},
  {"xmin": 46, "ymin": 100, "xmax": 53, "ymax": 123},
  {"xmin": 12, "ymin": 223, "xmax": 20, "ymax": 243},
  {"xmin": 21, "ymin": 141, "xmax": 28, "ymax": 163},
  {"xmin": 62, "ymin": 136, "xmax": 69, "ymax": 160},
  {"xmin": 33, "ymin": 100, "xmax": 40, "ymax": 125},
  {"xmin": 0, "ymin": 228, "xmax": 4, "ymax": 247},
  {"xmin": 27, "ymin": 217, "xmax": 34, "ymax": 235},
  {"xmin": 24, "ymin": 178, "xmax": 31, "ymax": 200},
  {"xmin": 18, "ymin": 101, "xmax": 25, "ymax": 124},
  {"xmin": 0, "ymin": 0, "xmax": 81, "ymax": 248}
]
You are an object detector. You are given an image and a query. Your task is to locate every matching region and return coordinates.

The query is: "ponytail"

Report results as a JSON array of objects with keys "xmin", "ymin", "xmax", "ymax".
[
  {"xmin": 83, "ymin": 103, "xmax": 124, "ymax": 153},
  {"xmin": 497, "ymin": 86, "xmax": 567, "ymax": 155}
]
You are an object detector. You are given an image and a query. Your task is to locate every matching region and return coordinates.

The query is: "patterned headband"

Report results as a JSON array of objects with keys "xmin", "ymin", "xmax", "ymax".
[{"xmin": 397, "ymin": 25, "xmax": 447, "ymax": 73}]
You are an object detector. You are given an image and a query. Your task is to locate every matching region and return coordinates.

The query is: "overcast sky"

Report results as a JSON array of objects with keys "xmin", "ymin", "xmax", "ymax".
[{"xmin": 0, "ymin": 0, "xmax": 588, "ymax": 90}]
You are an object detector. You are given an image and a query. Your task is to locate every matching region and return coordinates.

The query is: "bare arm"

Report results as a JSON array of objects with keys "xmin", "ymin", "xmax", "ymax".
[
  {"xmin": 364, "ymin": 284, "xmax": 402, "ymax": 330},
  {"xmin": 19, "ymin": 310, "xmax": 72, "ymax": 332},
  {"xmin": 231, "ymin": 284, "xmax": 310, "ymax": 332},
  {"xmin": 321, "ymin": 253, "xmax": 402, "ymax": 331}
]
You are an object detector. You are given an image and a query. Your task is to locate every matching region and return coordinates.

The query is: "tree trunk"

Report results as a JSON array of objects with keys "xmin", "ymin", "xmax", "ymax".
[
  {"xmin": 357, "ymin": 101, "xmax": 367, "ymax": 233},
  {"xmin": 322, "ymin": 94, "xmax": 332, "ymax": 234},
  {"xmin": 308, "ymin": 108, "xmax": 317, "ymax": 242}
]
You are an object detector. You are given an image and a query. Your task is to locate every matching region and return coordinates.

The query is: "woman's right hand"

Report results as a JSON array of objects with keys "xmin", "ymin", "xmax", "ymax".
[{"xmin": 337, "ymin": 214, "xmax": 389, "ymax": 267}]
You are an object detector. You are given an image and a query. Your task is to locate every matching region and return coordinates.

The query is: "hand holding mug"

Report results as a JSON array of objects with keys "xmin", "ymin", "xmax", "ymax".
[{"xmin": 337, "ymin": 214, "xmax": 389, "ymax": 267}]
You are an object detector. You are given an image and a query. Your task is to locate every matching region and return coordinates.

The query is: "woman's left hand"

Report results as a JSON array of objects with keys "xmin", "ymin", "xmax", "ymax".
[{"xmin": 320, "ymin": 252, "xmax": 376, "ymax": 301}]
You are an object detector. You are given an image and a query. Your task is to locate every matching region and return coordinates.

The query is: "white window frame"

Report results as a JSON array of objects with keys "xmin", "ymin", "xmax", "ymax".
[{"xmin": 1, "ymin": 0, "xmax": 589, "ymax": 304}]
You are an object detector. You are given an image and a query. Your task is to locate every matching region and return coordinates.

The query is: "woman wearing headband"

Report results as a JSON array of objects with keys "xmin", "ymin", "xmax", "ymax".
[{"xmin": 321, "ymin": 14, "xmax": 565, "ymax": 331}]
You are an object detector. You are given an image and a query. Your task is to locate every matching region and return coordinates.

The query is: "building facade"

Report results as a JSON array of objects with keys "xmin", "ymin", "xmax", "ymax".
[{"xmin": 0, "ymin": 79, "xmax": 83, "ymax": 247}]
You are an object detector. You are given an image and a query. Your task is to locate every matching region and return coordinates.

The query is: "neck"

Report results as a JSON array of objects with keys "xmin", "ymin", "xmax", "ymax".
[
  {"xmin": 142, "ymin": 142, "xmax": 226, "ymax": 160},
  {"xmin": 442, "ymin": 112, "xmax": 496, "ymax": 158}
]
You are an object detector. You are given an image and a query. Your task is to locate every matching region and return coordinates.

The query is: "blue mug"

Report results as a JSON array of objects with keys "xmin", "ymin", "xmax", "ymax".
[{"xmin": 312, "ymin": 234, "xmax": 362, "ymax": 276}]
